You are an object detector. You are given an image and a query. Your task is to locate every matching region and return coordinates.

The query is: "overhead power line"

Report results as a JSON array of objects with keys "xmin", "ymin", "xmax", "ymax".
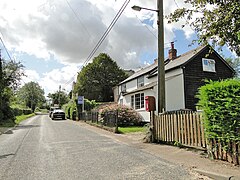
[
  {"xmin": 0, "ymin": 37, "xmax": 12, "ymax": 60},
  {"xmin": 65, "ymin": 0, "xmax": 91, "ymax": 37},
  {"xmin": 63, "ymin": 0, "xmax": 130, "ymax": 88},
  {"xmin": 83, "ymin": 0, "xmax": 130, "ymax": 66}
]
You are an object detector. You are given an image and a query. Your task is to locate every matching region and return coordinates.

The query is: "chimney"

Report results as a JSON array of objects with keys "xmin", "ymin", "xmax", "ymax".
[{"xmin": 168, "ymin": 42, "xmax": 177, "ymax": 60}]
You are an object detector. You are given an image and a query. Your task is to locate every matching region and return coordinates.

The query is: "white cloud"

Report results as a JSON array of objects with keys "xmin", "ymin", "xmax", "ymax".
[
  {"xmin": 0, "ymin": 0, "xmax": 195, "ymax": 66},
  {"xmin": 39, "ymin": 65, "xmax": 79, "ymax": 95},
  {"xmin": 1, "ymin": 0, "xmax": 199, "ymax": 94}
]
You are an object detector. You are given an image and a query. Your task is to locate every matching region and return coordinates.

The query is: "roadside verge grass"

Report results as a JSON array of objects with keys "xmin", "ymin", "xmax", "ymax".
[
  {"xmin": 15, "ymin": 113, "xmax": 35, "ymax": 125},
  {"xmin": 117, "ymin": 126, "xmax": 145, "ymax": 134}
]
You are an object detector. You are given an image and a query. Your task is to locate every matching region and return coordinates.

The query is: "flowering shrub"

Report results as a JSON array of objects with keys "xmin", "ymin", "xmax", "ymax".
[{"xmin": 97, "ymin": 104, "xmax": 143, "ymax": 127}]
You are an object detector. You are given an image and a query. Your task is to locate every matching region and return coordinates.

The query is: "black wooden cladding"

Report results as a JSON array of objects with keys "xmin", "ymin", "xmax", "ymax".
[{"xmin": 183, "ymin": 46, "xmax": 234, "ymax": 110}]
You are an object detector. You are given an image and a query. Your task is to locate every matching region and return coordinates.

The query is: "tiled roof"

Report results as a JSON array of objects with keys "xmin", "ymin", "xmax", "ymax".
[
  {"xmin": 119, "ymin": 45, "xmax": 207, "ymax": 85},
  {"xmin": 123, "ymin": 81, "xmax": 157, "ymax": 96},
  {"xmin": 165, "ymin": 45, "xmax": 206, "ymax": 71}
]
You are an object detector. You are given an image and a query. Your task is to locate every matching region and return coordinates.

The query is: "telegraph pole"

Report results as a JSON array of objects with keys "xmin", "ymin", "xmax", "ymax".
[
  {"xmin": 157, "ymin": 0, "xmax": 165, "ymax": 113},
  {"xmin": 58, "ymin": 85, "xmax": 61, "ymax": 107},
  {"xmin": 0, "ymin": 49, "xmax": 3, "ymax": 121}
]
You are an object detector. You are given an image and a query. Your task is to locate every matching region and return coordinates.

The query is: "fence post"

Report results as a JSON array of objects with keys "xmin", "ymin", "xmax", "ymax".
[{"xmin": 114, "ymin": 110, "xmax": 118, "ymax": 133}]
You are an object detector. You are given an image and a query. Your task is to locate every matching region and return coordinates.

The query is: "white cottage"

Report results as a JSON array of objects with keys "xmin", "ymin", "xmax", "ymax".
[{"xmin": 115, "ymin": 43, "xmax": 234, "ymax": 122}]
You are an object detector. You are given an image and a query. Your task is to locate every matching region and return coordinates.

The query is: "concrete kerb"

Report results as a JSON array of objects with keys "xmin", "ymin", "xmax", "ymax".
[{"xmin": 194, "ymin": 169, "xmax": 240, "ymax": 180}]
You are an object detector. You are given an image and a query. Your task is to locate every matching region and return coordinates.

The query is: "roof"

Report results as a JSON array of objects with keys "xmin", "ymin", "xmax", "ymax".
[
  {"xmin": 119, "ymin": 61, "xmax": 158, "ymax": 84},
  {"xmin": 123, "ymin": 81, "xmax": 157, "ymax": 96},
  {"xmin": 118, "ymin": 44, "xmax": 234, "ymax": 85},
  {"xmin": 165, "ymin": 45, "xmax": 207, "ymax": 71}
]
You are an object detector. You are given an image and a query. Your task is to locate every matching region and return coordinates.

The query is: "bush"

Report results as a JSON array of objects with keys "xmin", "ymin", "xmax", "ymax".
[
  {"xmin": 97, "ymin": 104, "xmax": 143, "ymax": 127},
  {"xmin": 63, "ymin": 100, "xmax": 77, "ymax": 120},
  {"xmin": 197, "ymin": 79, "xmax": 240, "ymax": 141}
]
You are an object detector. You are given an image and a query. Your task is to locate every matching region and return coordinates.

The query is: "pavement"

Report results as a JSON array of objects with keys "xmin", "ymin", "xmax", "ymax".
[{"xmin": 1, "ymin": 121, "xmax": 240, "ymax": 180}]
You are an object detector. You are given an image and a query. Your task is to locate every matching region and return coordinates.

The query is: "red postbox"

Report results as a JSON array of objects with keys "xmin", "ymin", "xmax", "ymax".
[{"xmin": 145, "ymin": 96, "xmax": 156, "ymax": 112}]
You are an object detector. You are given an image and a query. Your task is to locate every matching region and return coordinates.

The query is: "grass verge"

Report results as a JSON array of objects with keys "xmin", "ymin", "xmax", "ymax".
[
  {"xmin": 117, "ymin": 126, "xmax": 145, "ymax": 134},
  {"xmin": 15, "ymin": 113, "xmax": 35, "ymax": 125}
]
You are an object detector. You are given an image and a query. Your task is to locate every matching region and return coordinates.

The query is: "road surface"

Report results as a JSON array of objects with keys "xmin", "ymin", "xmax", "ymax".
[{"xmin": 0, "ymin": 115, "xmax": 195, "ymax": 180}]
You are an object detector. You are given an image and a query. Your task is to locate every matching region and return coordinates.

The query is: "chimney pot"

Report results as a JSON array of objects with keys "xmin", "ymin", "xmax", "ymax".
[{"xmin": 169, "ymin": 42, "xmax": 177, "ymax": 60}]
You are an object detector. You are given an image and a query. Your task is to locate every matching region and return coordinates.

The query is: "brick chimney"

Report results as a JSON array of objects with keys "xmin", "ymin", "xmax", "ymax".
[{"xmin": 168, "ymin": 42, "xmax": 177, "ymax": 60}]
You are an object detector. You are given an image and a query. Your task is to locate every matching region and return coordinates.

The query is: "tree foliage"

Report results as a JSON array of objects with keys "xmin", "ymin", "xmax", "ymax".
[
  {"xmin": 75, "ymin": 53, "xmax": 128, "ymax": 102},
  {"xmin": 17, "ymin": 81, "xmax": 45, "ymax": 112},
  {"xmin": 0, "ymin": 58, "xmax": 24, "ymax": 125},
  {"xmin": 167, "ymin": 0, "xmax": 240, "ymax": 56},
  {"xmin": 48, "ymin": 90, "xmax": 69, "ymax": 108},
  {"xmin": 225, "ymin": 57, "xmax": 240, "ymax": 77}
]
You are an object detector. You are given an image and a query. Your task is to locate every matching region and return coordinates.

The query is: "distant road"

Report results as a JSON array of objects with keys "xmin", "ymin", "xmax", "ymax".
[{"xmin": 0, "ymin": 115, "xmax": 193, "ymax": 180}]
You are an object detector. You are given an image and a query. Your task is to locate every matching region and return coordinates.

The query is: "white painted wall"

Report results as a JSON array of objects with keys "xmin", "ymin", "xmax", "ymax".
[
  {"xmin": 165, "ymin": 68, "xmax": 185, "ymax": 111},
  {"xmin": 117, "ymin": 67, "xmax": 185, "ymax": 122}
]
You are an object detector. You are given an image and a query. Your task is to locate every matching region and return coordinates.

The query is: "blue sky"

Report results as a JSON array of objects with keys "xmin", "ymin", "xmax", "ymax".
[{"xmin": 0, "ymin": 0, "xmax": 235, "ymax": 96}]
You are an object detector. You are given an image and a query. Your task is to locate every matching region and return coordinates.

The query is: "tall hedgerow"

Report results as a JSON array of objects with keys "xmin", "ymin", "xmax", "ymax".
[{"xmin": 197, "ymin": 79, "xmax": 240, "ymax": 141}]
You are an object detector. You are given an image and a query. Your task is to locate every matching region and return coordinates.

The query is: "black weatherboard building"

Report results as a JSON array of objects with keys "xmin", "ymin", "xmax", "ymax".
[{"xmin": 164, "ymin": 43, "xmax": 235, "ymax": 110}]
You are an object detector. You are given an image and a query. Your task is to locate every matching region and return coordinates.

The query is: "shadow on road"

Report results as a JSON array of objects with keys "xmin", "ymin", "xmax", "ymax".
[
  {"xmin": 0, "ymin": 153, "xmax": 15, "ymax": 159},
  {"xmin": 14, "ymin": 124, "xmax": 41, "ymax": 130}
]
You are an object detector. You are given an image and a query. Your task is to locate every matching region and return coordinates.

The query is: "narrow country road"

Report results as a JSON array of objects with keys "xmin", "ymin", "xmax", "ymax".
[{"xmin": 0, "ymin": 115, "xmax": 194, "ymax": 180}]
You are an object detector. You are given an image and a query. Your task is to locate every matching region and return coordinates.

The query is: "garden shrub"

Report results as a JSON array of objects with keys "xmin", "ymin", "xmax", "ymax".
[
  {"xmin": 197, "ymin": 79, "xmax": 240, "ymax": 141},
  {"xmin": 97, "ymin": 104, "xmax": 143, "ymax": 127}
]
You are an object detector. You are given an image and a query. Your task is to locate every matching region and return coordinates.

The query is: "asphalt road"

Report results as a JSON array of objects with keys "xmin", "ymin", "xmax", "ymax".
[{"xmin": 0, "ymin": 115, "xmax": 194, "ymax": 180}]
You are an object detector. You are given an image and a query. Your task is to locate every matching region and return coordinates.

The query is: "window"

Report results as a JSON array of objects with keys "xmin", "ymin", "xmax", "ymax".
[
  {"xmin": 131, "ymin": 95, "xmax": 134, "ymax": 108},
  {"xmin": 120, "ymin": 99, "xmax": 123, "ymax": 105},
  {"xmin": 137, "ymin": 76, "xmax": 144, "ymax": 87},
  {"xmin": 121, "ymin": 83, "xmax": 126, "ymax": 92},
  {"xmin": 134, "ymin": 93, "xmax": 144, "ymax": 109},
  {"xmin": 202, "ymin": 58, "xmax": 216, "ymax": 72}
]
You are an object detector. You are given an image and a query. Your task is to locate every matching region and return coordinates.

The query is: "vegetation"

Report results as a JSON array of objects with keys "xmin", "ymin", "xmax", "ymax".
[
  {"xmin": 225, "ymin": 57, "xmax": 240, "ymax": 77},
  {"xmin": 167, "ymin": 0, "xmax": 240, "ymax": 56},
  {"xmin": 0, "ymin": 58, "xmax": 24, "ymax": 126},
  {"xmin": 48, "ymin": 90, "xmax": 69, "ymax": 108},
  {"xmin": 118, "ymin": 126, "xmax": 145, "ymax": 134},
  {"xmin": 15, "ymin": 113, "xmax": 35, "ymax": 125},
  {"xmin": 16, "ymin": 81, "xmax": 46, "ymax": 112},
  {"xmin": 97, "ymin": 104, "xmax": 143, "ymax": 127},
  {"xmin": 197, "ymin": 79, "xmax": 240, "ymax": 141},
  {"xmin": 75, "ymin": 53, "xmax": 128, "ymax": 102}
]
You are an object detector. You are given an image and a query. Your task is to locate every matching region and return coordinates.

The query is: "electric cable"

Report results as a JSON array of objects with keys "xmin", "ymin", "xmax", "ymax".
[
  {"xmin": 0, "ymin": 37, "xmax": 12, "ymax": 60},
  {"xmin": 62, "ymin": 0, "xmax": 130, "ymax": 88}
]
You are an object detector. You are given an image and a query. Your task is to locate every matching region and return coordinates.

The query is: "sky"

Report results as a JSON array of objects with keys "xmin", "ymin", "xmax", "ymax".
[{"xmin": 0, "ymin": 0, "xmax": 235, "ymax": 96}]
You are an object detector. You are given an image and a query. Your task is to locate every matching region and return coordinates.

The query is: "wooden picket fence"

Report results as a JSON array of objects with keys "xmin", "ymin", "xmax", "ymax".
[
  {"xmin": 153, "ymin": 111, "xmax": 240, "ymax": 165},
  {"xmin": 153, "ymin": 111, "xmax": 206, "ymax": 148}
]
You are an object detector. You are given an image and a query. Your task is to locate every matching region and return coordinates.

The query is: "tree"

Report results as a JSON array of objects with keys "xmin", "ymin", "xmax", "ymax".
[
  {"xmin": 0, "ymin": 55, "xmax": 24, "ymax": 125},
  {"xmin": 167, "ymin": 0, "xmax": 240, "ymax": 56},
  {"xmin": 225, "ymin": 57, "xmax": 240, "ymax": 77},
  {"xmin": 48, "ymin": 90, "xmax": 69, "ymax": 108},
  {"xmin": 75, "ymin": 53, "xmax": 128, "ymax": 102},
  {"xmin": 17, "ymin": 82, "xmax": 45, "ymax": 112}
]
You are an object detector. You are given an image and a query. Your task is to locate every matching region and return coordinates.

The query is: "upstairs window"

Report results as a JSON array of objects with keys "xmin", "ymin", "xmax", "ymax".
[
  {"xmin": 121, "ymin": 83, "xmax": 126, "ymax": 93},
  {"xmin": 137, "ymin": 76, "xmax": 144, "ymax": 88},
  {"xmin": 202, "ymin": 58, "xmax": 216, "ymax": 72}
]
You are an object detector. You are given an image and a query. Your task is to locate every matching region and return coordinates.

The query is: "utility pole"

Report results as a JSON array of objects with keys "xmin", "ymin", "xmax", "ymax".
[
  {"xmin": 157, "ymin": 0, "xmax": 165, "ymax": 113},
  {"xmin": 0, "ymin": 49, "xmax": 3, "ymax": 122},
  {"xmin": 58, "ymin": 85, "xmax": 61, "ymax": 107}
]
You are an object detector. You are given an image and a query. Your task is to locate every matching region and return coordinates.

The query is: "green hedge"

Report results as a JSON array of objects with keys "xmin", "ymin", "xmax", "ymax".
[
  {"xmin": 12, "ymin": 108, "xmax": 32, "ymax": 116},
  {"xmin": 197, "ymin": 79, "xmax": 240, "ymax": 141}
]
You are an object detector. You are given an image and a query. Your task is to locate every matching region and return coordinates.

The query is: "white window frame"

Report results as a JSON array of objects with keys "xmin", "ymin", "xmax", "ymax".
[
  {"xmin": 202, "ymin": 58, "xmax": 216, "ymax": 72},
  {"xmin": 121, "ymin": 83, "xmax": 126, "ymax": 93},
  {"xmin": 137, "ymin": 76, "xmax": 144, "ymax": 88},
  {"xmin": 134, "ymin": 93, "xmax": 144, "ymax": 109}
]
